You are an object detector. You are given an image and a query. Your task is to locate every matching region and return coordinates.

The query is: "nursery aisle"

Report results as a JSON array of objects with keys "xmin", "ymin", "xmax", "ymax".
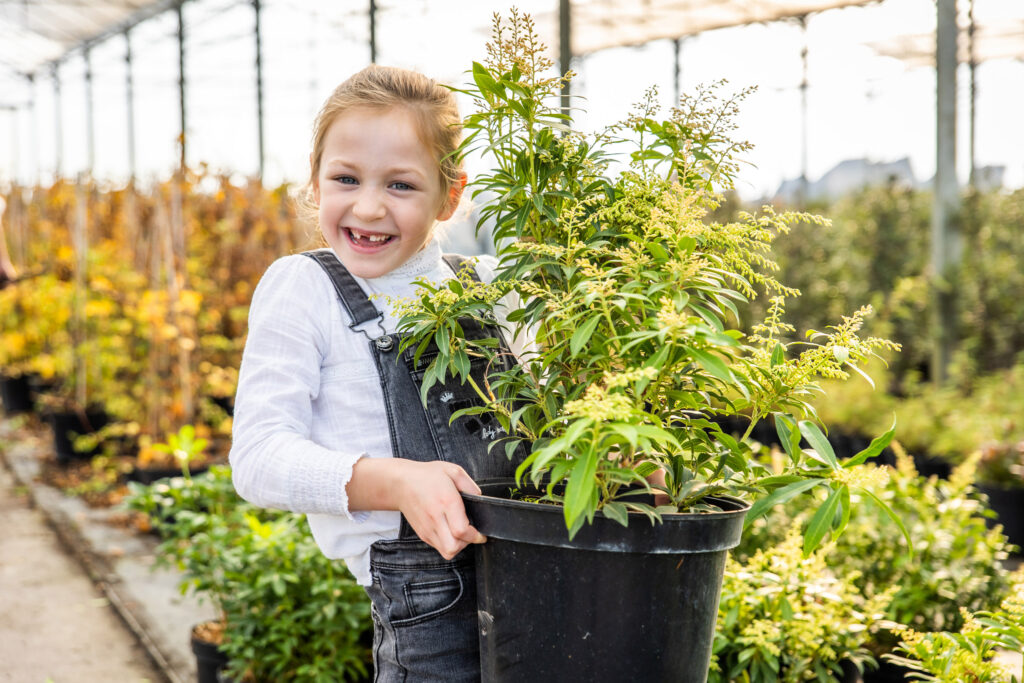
[{"xmin": 0, "ymin": 461, "xmax": 161, "ymax": 682}]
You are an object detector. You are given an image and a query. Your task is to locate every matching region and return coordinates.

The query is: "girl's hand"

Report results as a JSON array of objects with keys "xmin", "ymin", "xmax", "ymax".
[
  {"xmin": 396, "ymin": 461, "xmax": 487, "ymax": 559},
  {"xmin": 348, "ymin": 458, "xmax": 487, "ymax": 560}
]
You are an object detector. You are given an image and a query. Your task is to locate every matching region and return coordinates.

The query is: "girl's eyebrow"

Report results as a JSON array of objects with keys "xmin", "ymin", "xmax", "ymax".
[{"xmin": 321, "ymin": 159, "xmax": 426, "ymax": 179}]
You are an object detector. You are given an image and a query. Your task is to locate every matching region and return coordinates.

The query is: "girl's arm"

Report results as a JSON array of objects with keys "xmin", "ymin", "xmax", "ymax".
[{"xmin": 347, "ymin": 457, "xmax": 486, "ymax": 559}]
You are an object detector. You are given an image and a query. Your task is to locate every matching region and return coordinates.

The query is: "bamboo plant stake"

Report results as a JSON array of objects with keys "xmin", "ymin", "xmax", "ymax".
[
  {"xmin": 166, "ymin": 175, "xmax": 194, "ymax": 424},
  {"xmin": 72, "ymin": 179, "xmax": 89, "ymax": 412},
  {"xmin": 146, "ymin": 200, "xmax": 164, "ymax": 442}
]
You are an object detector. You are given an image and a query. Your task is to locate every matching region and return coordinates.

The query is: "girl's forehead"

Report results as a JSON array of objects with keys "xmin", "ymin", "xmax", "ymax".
[
  {"xmin": 322, "ymin": 107, "xmax": 435, "ymax": 163},
  {"xmin": 320, "ymin": 107, "xmax": 438, "ymax": 176}
]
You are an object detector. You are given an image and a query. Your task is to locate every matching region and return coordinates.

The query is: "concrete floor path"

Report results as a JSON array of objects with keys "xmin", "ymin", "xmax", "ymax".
[
  {"xmin": 0, "ymin": 456, "xmax": 162, "ymax": 683},
  {"xmin": 0, "ymin": 415, "xmax": 214, "ymax": 683}
]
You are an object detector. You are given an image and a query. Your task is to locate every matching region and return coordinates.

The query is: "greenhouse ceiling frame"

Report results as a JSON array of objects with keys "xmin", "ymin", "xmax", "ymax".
[{"xmin": 4, "ymin": 0, "xmax": 884, "ymax": 185}]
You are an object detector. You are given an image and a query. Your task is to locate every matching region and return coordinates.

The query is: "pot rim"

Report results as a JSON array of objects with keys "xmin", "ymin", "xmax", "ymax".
[{"xmin": 462, "ymin": 477, "xmax": 750, "ymax": 554}]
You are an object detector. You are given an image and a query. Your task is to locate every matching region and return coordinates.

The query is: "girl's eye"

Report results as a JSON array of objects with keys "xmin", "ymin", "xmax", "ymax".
[
  {"xmin": 390, "ymin": 181, "xmax": 414, "ymax": 191},
  {"xmin": 335, "ymin": 176, "xmax": 357, "ymax": 185}
]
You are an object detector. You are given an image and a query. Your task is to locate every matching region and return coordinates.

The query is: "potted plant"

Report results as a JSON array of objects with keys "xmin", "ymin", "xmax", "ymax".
[
  {"xmin": 124, "ymin": 451, "xmax": 373, "ymax": 682},
  {"xmin": 395, "ymin": 12, "xmax": 904, "ymax": 681}
]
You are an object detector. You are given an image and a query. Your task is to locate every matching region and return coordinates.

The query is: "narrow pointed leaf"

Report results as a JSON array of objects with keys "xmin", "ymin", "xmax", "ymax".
[
  {"xmin": 843, "ymin": 418, "xmax": 897, "ymax": 468},
  {"xmin": 799, "ymin": 420, "xmax": 839, "ymax": 471},
  {"xmin": 803, "ymin": 485, "xmax": 844, "ymax": 556},
  {"xmin": 744, "ymin": 477, "xmax": 827, "ymax": 528}
]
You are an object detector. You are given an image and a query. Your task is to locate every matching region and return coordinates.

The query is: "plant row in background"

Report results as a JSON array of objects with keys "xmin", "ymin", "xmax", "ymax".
[
  {"xmin": 760, "ymin": 185, "xmax": 1024, "ymax": 491},
  {"xmin": 0, "ymin": 173, "xmax": 316, "ymax": 476}
]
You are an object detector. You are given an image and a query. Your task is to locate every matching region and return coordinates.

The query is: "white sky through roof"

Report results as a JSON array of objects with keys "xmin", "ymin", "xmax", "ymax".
[{"xmin": 0, "ymin": 0, "xmax": 1022, "ymax": 199}]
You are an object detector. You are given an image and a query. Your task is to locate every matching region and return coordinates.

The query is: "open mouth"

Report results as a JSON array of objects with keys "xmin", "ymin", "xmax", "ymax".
[{"xmin": 346, "ymin": 228, "xmax": 394, "ymax": 247}]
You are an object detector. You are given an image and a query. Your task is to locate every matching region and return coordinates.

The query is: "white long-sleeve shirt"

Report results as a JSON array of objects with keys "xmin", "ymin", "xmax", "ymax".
[{"xmin": 229, "ymin": 240, "xmax": 523, "ymax": 585}]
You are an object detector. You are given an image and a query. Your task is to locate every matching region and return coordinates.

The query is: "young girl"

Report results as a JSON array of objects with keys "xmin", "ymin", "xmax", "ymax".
[{"xmin": 229, "ymin": 65, "xmax": 528, "ymax": 681}]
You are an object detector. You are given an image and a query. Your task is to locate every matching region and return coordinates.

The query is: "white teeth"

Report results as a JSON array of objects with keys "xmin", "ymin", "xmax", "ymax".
[{"xmin": 350, "ymin": 229, "xmax": 390, "ymax": 243}]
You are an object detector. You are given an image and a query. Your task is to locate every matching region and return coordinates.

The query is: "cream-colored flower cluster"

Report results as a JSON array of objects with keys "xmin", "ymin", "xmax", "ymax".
[{"xmin": 563, "ymin": 384, "xmax": 634, "ymax": 422}]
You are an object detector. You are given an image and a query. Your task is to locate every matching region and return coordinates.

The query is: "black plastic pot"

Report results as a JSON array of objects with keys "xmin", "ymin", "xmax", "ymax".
[
  {"xmin": 0, "ymin": 373, "xmax": 33, "ymax": 414},
  {"xmin": 47, "ymin": 408, "xmax": 108, "ymax": 464},
  {"xmin": 977, "ymin": 483, "xmax": 1024, "ymax": 553},
  {"xmin": 191, "ymin": 627, "xmax": 234, "ymax": 683},
  {"xmin": 127, "ymin": 464, "xmax": 208, "ymax": 485},
  {"xmin": 462, "ymin": 479, "xmax": 748, "ymax": 683},
  {"xmin": 861, "ymin": 660, "xmax": 917, "ymax": 683}
]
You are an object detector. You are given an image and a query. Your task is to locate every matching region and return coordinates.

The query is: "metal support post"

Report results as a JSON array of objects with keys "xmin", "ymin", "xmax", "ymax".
[
  {"xmin": 125, "ymin": 30, "xmax": 137, "ymax": 182},
  {"xmin": 798, "ymin": 14, "xmax": 809, "ymax": 205},
  {"xmin": 369, "ymin": 0, "xmax": 377, "ymax": 63},
  {"xmin": 177, "ymin": 1, "xmax": 187, "ymax": 173},
  {"xmin": 52, "ymin": 63, "xmax": 62, "ymax": 179},
  {"xmin": 254, "ymin": 0, "xmax": 265, "ymax": 181},
  {"xmin": 672, "ymin": 37, "xmax": 682, "ymax": 103},
  {"xmin": 967, "ymin": 0, "xmax": 977, "ymax": 187},
  {"xmin": 932, "ymin": 0, "xmax": 960, "ymax": 385},
  {"xmin": 559, "ymin": 0, "xmax": 571, "ymax": 115},
  {"xmin": 27, "ymin": 73, "xmax": 38, "ymax": 184},
  {"xmin": 84, "ymin": 48, "xmax": 95, "ymax": 176}
]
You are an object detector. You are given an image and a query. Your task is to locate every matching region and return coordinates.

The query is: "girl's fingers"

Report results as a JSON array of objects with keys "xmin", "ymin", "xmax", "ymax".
[{"xmin": 448, "ymin": 465, "xmax": 482, "ymax": 496}]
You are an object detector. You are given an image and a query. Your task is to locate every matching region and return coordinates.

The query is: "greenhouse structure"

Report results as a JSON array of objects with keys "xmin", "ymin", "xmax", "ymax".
[{"xmin": 1, "ymin": 1, "xmax": 1023, "ymax": 682}]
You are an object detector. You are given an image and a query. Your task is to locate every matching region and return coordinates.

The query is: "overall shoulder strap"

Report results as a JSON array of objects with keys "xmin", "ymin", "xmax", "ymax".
[
  {"xmin": 301, "ymin": 250, "xmax": 382, "ymax": 332},
  {"xmin": 442, "ymin": 254, "xmax": 483, "ymax": 283}
]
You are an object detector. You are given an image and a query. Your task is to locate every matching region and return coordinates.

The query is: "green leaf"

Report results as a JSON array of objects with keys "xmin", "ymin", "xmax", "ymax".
[
  {"xmin": 858, "ymin": 486, "xmax": 914, "ymax": 556},
  {"xmin": 843, "ymin": 418, "xmax": 896, "ymax": 468},
  {"xmin": 803, "ymin": 484, "xmax": 844, "ymax": 556},
  {"xmin": 435, "ymin": 325, "xmax": 450, "ymax": 353},
  {"xmin": 744, "ymin": 478, "xmax": 827, "ymax": 528},
  {"xmin": 690, "ymin": 348, "xmax": 732, "ymax": 382},
  {"xmin": 774, "ymin": 414, "xmax": 800, "ymax": 461},
  {"xmin": 602, "ymin": 502, "xmax": 629, "ymax": 527},
  {"xmin": 798, "ymin": 420, "xmax": 839, "ymax": 471},
  {"xmin": 564, "ymin": 449, "xmax": 599, "ymax": 533},
  {"xmin": 471, "ymin": 62, "xmax": 499, "ymax": 94},
  {"xmin": 570, "ymin": 315, "xmax": 601, "ymax": 358},
  {"xmin": 846, "ymin": 361, "xmax": 876, "ymax": 389},
  {"xmin": 770, "ymin": 342, "xmax": 785, "ymax": 367}
]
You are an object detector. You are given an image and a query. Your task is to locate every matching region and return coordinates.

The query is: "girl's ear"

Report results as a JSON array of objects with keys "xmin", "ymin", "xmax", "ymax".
[{"xmin": 437, "ymin": 172, "xmax": 468, "ymax": 222}]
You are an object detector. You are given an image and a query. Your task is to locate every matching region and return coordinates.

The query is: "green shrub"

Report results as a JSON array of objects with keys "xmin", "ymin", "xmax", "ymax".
[
  {"xmin": 887, "ymin": 569, "xmax": 1024, "ymax": 682},
  {"xmin": 124, "ymin": 465, "xmax": 372, "ymax": 682},
  {"xmin": 768, "ymin": 186, "xmax": 1024, "ymax": 390},
  {"xmin": 813, "ymin": 361, "xmax": 1024, "ymax": 486},
  {"xmin": 711, "ymin": 530, "xmax": 891, "ymax": 682},
  {"xmin": 740, "ymin": 447, "xmax": 1014, "ymax": 655}
]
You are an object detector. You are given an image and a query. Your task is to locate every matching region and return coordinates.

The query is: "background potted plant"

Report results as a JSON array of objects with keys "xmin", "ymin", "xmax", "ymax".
[
  {"xmin": 886, "ymin": 569, "xmax": 1024, "ymax": 683},
  {"xmin": 395, "ymin": 12, "xmax": 904, "ymax": 682},
  {"xmin": 739, "ymin": 445, "xmax": 1014, "ymax": 681},
  {"xmin": 124, "ymin": 441, "xmax": 373, "ymax": 682},
  {"xmin": 710, "ymin": 529, "xmax": 893, "ymax": 682}
]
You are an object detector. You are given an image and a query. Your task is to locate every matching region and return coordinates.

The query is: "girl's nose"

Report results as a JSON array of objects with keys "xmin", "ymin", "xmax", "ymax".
[{"xmin": 352, "ymin": 188, "xmax": 387, "ymax": 222}]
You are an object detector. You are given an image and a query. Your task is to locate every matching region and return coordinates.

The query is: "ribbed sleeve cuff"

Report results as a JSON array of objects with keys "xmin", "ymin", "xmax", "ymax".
[{"xmin": 286, "ymin": 448, "xmax": 364, "ymax": 520}]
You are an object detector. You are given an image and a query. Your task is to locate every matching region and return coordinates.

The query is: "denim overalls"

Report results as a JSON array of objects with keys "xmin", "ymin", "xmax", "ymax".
[{"xmin": 304, "ymin": 250, "xmax": 521, "ymax": 682}]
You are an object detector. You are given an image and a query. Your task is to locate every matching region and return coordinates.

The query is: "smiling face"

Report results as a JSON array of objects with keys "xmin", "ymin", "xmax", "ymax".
[{"xmin": 313, "ymin": 106, "xmax": 458, "ymax": 279}]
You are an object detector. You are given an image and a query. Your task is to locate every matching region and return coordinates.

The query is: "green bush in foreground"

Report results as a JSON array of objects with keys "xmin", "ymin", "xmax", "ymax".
[
  {"xmin": 739, "ymin": 447, "xmax": 1013, "ymax": 657},
  {"xmin": 888, "ymin": 570, "xmax": 1024, "ymax": 682},
  {"xmin": 710, "ymin": 530, "xmax": 890, "ymax": 682},
  {"xmin": 124, "ymin": 464, "xmax": 372, "ymax": 682}
]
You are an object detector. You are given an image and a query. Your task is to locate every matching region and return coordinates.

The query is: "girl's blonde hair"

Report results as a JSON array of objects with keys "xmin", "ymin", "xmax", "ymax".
[{"xmin": 307, "ymin": 65, "xmax": 463, "ymax": 202}]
